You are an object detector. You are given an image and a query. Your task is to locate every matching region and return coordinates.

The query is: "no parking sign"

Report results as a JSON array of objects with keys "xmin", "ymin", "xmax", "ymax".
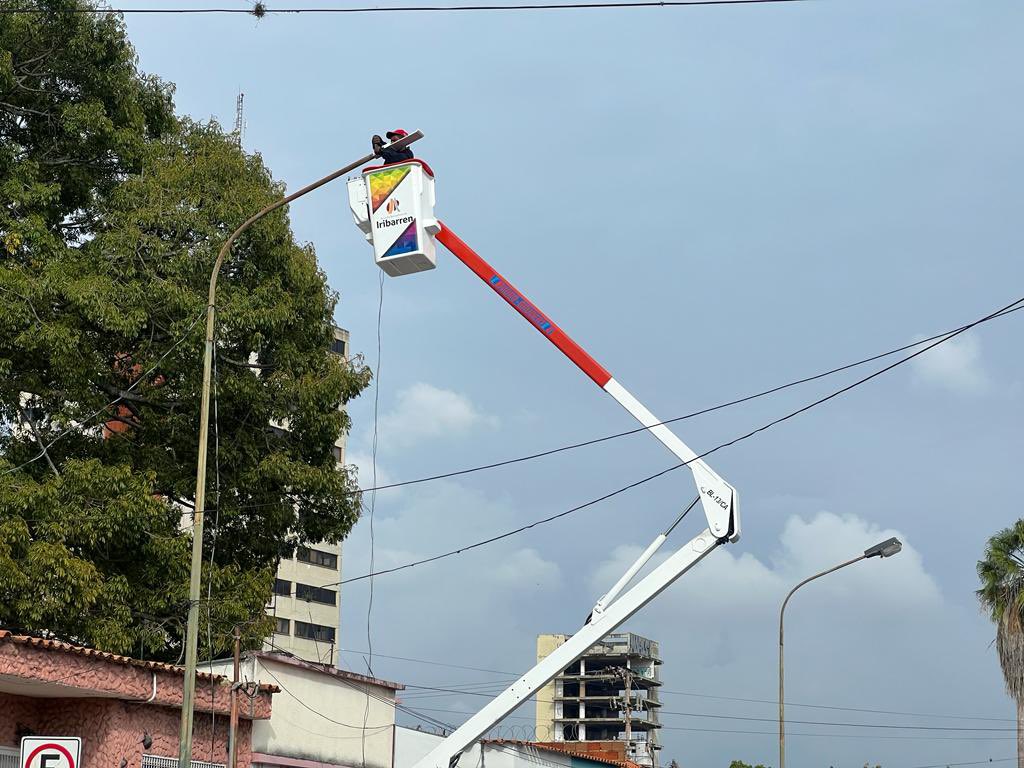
[{"xmin": 20, "ymin": 738, "xmax": 81, "ymax": 768}]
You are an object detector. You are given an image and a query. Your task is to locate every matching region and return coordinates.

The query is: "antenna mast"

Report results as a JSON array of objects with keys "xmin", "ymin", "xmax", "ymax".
[{"xmin": 234, "ymin": 92, "xmax": 245, "ymax": 147}]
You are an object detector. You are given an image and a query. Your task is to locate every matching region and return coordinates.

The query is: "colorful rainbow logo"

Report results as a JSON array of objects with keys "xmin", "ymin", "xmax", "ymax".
[
  {"xmin": 369, "ymin": 166, "xmax": 411, "ymax": 213},
  {"xmin": 383, "ymin": 221, "xmax": 418, "ymax": 258}
]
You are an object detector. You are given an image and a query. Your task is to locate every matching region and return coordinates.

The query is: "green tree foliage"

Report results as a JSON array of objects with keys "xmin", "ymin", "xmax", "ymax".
[
  {"xmin": 728, "ymin": 761, "xmax": 769, "ymax": 768},
  {"xmin": 977, "ymin": 521, "xmax": 1024, "ymax": 767},
  {"xmin": 1, "ymin": 1, "xmax": 370, "ymax": 660}
]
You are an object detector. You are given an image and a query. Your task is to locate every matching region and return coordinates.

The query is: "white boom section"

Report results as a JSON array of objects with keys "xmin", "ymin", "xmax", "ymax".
[
  {"xmin": 589, "ymin": 533, "xmax": 667, "ymax": 622},
  {"xmin": 411, "ymin": 530, "xmax": 721, "ymax": 768},
  {"xmin": 604, "ymin": 378, "xmax": 740, "ymax": 542}
]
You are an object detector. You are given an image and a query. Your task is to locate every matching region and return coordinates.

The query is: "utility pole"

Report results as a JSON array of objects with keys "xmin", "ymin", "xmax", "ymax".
[
  {"xmin": 607, "ymin": 666, "xmax": 635, "ymax": 759},
  {"xmin": 228, "ymin": 626, "xmax": 240, "ymax": 768}
]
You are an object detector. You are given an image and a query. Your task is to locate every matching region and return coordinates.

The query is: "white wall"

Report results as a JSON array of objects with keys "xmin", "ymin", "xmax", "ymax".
[
  {"xmin": 395, "ymin": 728, "xmax": 587, "ymax": 768},
  {"xmin": 206, "ymin": 654, "xmax": 397, "ymax": 768}
]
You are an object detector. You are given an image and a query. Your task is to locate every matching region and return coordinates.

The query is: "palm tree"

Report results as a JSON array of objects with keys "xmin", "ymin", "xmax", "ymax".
[{"xmin": 977, "ymin": 521, "xmax": 1024, "ymax": 768}]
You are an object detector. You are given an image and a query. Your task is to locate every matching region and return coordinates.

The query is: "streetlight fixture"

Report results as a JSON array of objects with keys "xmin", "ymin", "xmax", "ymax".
[
  {"xmin": 778, "ymin": 536, "xmax": 902, "ymax": 768},
  {"xmin": 177, "ymin": 132, "xmax": 424, "ymax": 768}
]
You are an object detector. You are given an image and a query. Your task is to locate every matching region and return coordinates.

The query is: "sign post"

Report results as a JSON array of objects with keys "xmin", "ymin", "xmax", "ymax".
[{"xmin": 21, "ymin": 738, "xmax": 81, "ymax": 768}]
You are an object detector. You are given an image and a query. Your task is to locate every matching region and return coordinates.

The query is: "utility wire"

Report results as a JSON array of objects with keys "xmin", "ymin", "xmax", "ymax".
[
  {"xmin": 398, "ymin": 684, "xmax": 1016, "ymax": 731},
  {"xmin": 263, "ymin": 638, "xmax": 456, "ymax": 731},
  {"xmin": 331, "ymin": 294, "xmax": 1024, "ymax": 586},
  {"xmin": 907, "ymin": 759, "xmax": 1014, "ymax": 768},
  {"xmin": 70, "ymin": 300, "xmax": 1018, "ymax": 513},
  {"xmin": 364, "ymin": 270, "xmax": 386, "ymax": 766},
  {"xmin": 0, "ymin": 0, "xmax": 817, "ymax": 15},
  {"xmin": 387, "ymin": 661, "xmax": 1013, "ymax": 722},
  {"xmin": 343, "ymin": 302, "xmax": 1024, "ymax": 497}
]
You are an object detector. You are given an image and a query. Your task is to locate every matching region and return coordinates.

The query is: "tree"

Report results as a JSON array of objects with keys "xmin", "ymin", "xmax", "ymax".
[
  {"xmin": 728, "ymin": 761, "xmax": 768, "ymax": 768},
  {"xmin": 1, "ymin": 2, "xmax": 370, "ymax": 660},
  {"xmin": 978, "ymin": 521, "xmax": 1024, "ymax": 768}
]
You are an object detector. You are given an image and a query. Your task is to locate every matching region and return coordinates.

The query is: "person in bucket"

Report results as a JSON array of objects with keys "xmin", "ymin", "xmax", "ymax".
[{"xmin": 372, "ymin": 129, "xmax": 414, "ymax": 164}]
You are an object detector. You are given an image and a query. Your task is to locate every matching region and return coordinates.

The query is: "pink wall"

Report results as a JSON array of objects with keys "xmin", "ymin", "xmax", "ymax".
[
  {"xmin": 0, "ymin": 693, "xmax": 254, "ymax": 768},
  {"xmin": 0, "ymin": 637, "xmax": 276, "ymax": 768}
]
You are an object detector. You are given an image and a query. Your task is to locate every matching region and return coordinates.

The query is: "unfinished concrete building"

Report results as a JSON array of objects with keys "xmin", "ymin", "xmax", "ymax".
[{"xmin": 535, "ymin": 633, "xmax": 661, "ymax": 768}]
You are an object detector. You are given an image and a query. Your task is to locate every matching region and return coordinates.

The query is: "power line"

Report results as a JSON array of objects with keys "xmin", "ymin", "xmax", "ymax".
[
  {"xmin": 349, "ymin": 647, "xmax": 1015, "ymax": 722},
  {"xmin": 338, "ymin": 648, "xmax": 518, "ymax": 676},
  {"xmin": 262, "ymin": 639, "xmax": 456, "ymax": 732},
  {"xmin": 330, "ymin": 294, "xmax": 1024, "ymax": 586},
  {"xmin": 342, "ymin": 302, "xmax": 1024, "ymax": 498},
  {"xmin": 0, "ymin": 0, "xmax": 816, "ymax": 16},
  {"xmin": 398, "ymin": 684, "xmax": 1015, "ymax": 732},
  {"xmin": 907, "ymin": 759, "xmax": 1014, "ymax": 768}
]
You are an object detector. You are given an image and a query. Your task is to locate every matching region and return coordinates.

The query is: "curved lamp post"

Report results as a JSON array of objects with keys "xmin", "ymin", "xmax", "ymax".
[
  {"xmin": 177, "ymin": 131, "xmax": 424, "ymax": 768},
  {"xmin": 778, "ymin": 536, "xmax": 902, "ymax": 768}
]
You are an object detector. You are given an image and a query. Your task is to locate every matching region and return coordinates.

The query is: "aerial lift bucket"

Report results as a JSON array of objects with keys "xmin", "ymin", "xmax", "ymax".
[{"xmin": 347, "ymin": 159, "xmax": 439, "ymax": 277}]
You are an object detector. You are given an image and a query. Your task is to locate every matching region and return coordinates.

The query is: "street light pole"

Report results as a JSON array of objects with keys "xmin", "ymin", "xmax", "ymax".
[
  {"xmin": 778, "ymin": 537, "xmax": 902, "ymax": 768},
  {"xmin": 177, "ymin": 131, "xmax": 424, "ymax": 768}
]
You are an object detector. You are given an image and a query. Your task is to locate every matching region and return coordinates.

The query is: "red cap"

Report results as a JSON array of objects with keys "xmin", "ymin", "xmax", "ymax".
[{"xmin": 385, "ymin": 129, "xmax": 408, "ymax": 139}]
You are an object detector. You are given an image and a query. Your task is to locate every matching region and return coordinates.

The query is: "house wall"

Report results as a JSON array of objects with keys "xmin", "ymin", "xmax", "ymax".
[
  {"xmin": 0, "ymin": 693, "xmax": 253, "ymax": 768},
  {"xmin": 207, "ymin": 656, "xmax": 397, "ymax": 768}
]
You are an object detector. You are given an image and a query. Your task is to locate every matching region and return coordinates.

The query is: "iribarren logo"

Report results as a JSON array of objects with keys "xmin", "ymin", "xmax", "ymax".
[{"xmin": 376, "ymin": 215, "xmax": 414, "ymax": 229}]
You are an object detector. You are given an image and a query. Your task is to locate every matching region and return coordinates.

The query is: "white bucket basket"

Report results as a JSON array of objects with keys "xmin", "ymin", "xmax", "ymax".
[{"xmin": 347, "ymin": 160, "xmax": 439, "ymax": 277}]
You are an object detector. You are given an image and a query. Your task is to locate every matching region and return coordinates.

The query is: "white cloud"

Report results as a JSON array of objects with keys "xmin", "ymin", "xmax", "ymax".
[
  {"xmin": 376, "ymin": 383, "xmax": 497, "ymax": 452},
  {"xmin": 911, "ymin": 334, "xmax": 991, "ymax": 394}
]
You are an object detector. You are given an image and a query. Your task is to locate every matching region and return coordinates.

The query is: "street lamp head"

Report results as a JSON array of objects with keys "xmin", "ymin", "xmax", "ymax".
[{"xmin": 864, "ymin": 537, "xmax": 902, "ymax": 559}]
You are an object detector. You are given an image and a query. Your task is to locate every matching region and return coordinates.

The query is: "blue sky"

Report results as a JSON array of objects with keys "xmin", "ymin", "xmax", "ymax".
[{"xmin": 124, "ymin": 0, "xmax": 1024, "ymax": 765}]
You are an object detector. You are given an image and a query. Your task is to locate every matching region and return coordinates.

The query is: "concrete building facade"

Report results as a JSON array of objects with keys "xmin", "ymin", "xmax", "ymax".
[
  {"xmin": 265, "ymin": 327, "xmax": 349, "ymax": 665},
  {"xmin": 535, "ymin": 633, "xmax": 661, "ymax": 768}
]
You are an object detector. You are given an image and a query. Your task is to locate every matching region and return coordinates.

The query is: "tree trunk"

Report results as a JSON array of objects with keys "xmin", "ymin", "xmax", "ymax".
[{"xmin": 1018, "ymin": 698, "xmax": 1023, "ymax": 768}]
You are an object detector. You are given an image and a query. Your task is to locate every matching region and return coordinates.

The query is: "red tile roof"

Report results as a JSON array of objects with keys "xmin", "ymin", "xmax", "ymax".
[
  {"xmin": 483, "ymin": 740, "xmax": 643, "ymax": 768},
  {"xmin": 0, "ymin": 630, "xmax": 278, "ymax": 692}
]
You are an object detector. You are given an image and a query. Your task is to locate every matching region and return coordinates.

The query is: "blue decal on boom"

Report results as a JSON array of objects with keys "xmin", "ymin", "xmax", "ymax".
[{"xmin": 488, "ymin": 274, "xmax": 555, "ymax": 335}]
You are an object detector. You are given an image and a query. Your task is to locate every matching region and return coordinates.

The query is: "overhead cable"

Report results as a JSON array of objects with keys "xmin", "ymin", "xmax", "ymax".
[
  {"xmin": 0, "ymin": 0, "xmax": 817, "ymax": 16},
  {"xmin": 333, "ymin": 294, "xmax": 1024, "ymax": 586}
]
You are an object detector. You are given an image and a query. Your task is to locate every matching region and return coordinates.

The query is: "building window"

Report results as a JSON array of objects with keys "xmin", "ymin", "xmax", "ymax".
[
  {"xmin": 330, "ymin": 338, "xmax": 347, "ymax": 357},
  {"xmin": 297, "ymin": 547, "xmax": 338, "ymax": 570},
  {"xmin": 294, "ymin": 620, "xmax": 336, "ymax": 643},
  {"xmin": 296, "ymin": 583, "xmax": 337, "ymax": 606},
  {"xmin": 274, "ymin": 617, "xmax": 290, "ymax": 635},
  {"xmin": 273, "ymin": 578, "xmax": 291, "ymax": 596},
  {"xmin": 332, "ymin": 444, "xmax": 344, "ymax": 463}
]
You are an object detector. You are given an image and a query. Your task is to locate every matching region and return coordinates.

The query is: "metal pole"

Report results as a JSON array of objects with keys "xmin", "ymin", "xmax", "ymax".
[
  {"xmin": 623, "ymin": 667, "xmax": 632, "ymax": 753},
  {"xmin": 178, "ymin": 131, "xmax": 424, "ymax": 768},
  {"xmin": 228, "ymin": 626, "xmax": 241, "ymax": 768},
  {"xmin": 778, "ymin": 554, "xmax": 864, "ymax": 768}
]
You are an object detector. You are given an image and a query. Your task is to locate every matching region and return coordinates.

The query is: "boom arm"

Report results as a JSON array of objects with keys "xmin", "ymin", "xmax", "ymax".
[
  {"xmin": 405, "ymin": 225, "xmax": 740, "ymax": 768},
  {"xmin": 435, "ymin": 224, "xmax": 739, "ymax": 541}
]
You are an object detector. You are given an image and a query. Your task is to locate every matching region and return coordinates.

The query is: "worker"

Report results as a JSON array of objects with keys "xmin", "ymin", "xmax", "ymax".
[{"xmin": 372, "ymin": 129, "xmax": 414, "ymax": 164}]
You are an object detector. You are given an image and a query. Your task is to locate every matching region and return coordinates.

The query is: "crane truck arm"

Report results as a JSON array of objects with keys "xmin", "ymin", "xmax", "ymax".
[{"xmin": 346, "ymin": 155, "xmax": 739, "ymax": 768}]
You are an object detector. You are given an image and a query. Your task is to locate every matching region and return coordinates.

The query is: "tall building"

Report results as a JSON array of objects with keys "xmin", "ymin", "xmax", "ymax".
[
  {"xmin": 265, "ymin": 327, "xmax": 349, "ymax": 666},
  {"xmin": 535, "ymin": 632, "xmax": 661, "ymax": 768}
]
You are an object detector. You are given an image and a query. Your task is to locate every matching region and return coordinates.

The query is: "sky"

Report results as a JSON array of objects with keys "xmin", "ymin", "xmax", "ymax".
[{"xmin": 121, "ymin": 0, "xmax": 1024, "ymax": 765}]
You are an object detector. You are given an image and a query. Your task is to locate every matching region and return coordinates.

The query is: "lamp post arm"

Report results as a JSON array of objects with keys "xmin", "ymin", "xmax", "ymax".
[
  {"xmin": 777, "ymin": 553, "xmax": 864, "ymax": 768},
  {"xmin": 177, "ymin": 131, "xmax": 424, "ymax": 768}
]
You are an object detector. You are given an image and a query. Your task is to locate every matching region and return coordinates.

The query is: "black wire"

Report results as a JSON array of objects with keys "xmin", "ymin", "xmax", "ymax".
[
  {"xmin": 0, "ymin": 0, "xmax": 816, "ymax": 15},
  {"xmin": 330, "ymin": 295, "xmax": 1024, "ymax": 586},
  {"xmin": 397, "ymin": 684, "xmax": 1015, "ymax": 731},
  {"xmin": 345, "ymin": 302, "xmax": 1024, "ymax": 497},
  {"xmin": 363, "ymin": 269, "xmax": 385, "ymax": 766},
  {"xmin": 263, "ymin": 638, "xmax": 456, "ymax": 731}
]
